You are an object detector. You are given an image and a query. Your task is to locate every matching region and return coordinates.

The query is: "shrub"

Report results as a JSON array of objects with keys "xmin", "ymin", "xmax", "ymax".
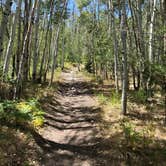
[
  {"xmin": 121, "ymin": 120, "xmax": 141, "ymax": 146},
  {"xmin": 133, "ymin": 90, "xmax": 147, "ymax": 103},
  {"xmin": 0, "ymin": 99, "xmax": 45, "ymax": 128},
  {"xmin": 97, "ymin": 93, "xmax": 108, "ymax": 105},
  {"xmin": 121, "ymin": 119, "xmax": 155, "ymax": 148},
  {"xmin": 110, "ymin": 91, "xmax": 121, "ymax": 105}
]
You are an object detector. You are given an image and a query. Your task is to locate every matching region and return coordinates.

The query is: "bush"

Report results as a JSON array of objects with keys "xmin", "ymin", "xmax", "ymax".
[
  {"xmin": 0, "ymin": 99, "xmax": 45, "ymax": 128},
  {"xmin": 133, "ymin": 90, "xmax": 147, "ymax": 103},
  {"xmin": 97, "ymin": 93, "xmax": 108, "ymax": 105},
  {"xmin": 110, "ymin": 91, "xmax": 121, "ymax": 105},
  {"xmin": 121, "ymin": 119, "xmax": 154, "ymax": 148}
]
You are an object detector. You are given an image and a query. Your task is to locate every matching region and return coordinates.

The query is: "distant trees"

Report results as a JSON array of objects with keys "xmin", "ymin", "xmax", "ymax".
[
  {"xmin": 71, "ymin": 0, "xmax": 165, "ymax": 114},
  {"xmin": 0, "ymin": 0, "xmax": 69, "ymax": 98},
  {"xmin": 0, "ymin": 0, "xmax": 165, "ymax": 114}
]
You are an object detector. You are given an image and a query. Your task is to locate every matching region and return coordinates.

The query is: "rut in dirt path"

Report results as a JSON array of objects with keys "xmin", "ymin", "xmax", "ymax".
[{"xmin": 35, "ymin": 69, "xmax": 111, "ymax": 166}]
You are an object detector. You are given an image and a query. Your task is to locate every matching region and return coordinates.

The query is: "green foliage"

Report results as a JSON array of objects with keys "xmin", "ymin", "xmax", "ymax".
[
  {"xmin": 121, "ymin": 119, "xmax": 155, "ymax": 147},
  {"xmin": 110, "ymin": 91, "xmax": 121, "ymax": 105},
  {"xmin": 97, "ymin": 91, "xmax": 121, "ymax": 106},
  {"xmin": 0, "ymin": 99, "xmax": 44, "ymax": 127},
  {"xmin": 75, "ymin": 0, "xmax": 91, "ymax": 10},
  {"xmin": 151, "ymin": 64, "xmax": 166, "ymax": 87},
  {"xmin": 132, "ymin": 90, "xmax": 147, "ymax": 103},
  {"xmin": 121, "ymin": 120, "xmax": 141, "ymax": 146},
  {"xmin": 97, "ymin": 93, "xmax": 108, "ymax": 105}
]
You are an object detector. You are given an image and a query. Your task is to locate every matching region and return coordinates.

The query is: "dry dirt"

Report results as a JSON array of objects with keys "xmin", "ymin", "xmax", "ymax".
[{"xmin": 38, "ymin": 69, "xmax": 109, "ymax": 166}]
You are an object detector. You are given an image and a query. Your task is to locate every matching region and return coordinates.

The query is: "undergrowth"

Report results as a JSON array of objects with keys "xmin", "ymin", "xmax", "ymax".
[
  {"xmin": 120, "ymin": 118, "xmax": 155, "ymax": 148},
  {"xmin": 97, "ymin": 91, "xmax": 121, "ymax": 106},
  {"xmin": 0, "ymin": 98, "xmax": 44, "ymax": 128},
  {"xmin": 130, "ymin": 89, "xmax": 148, "ymax": 103}
]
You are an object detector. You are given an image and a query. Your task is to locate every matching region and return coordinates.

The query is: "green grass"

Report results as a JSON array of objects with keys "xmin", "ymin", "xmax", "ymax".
[
  {"xmin": 129, "ymin": 89, "xmax": 147, "ymax": 103},
  {"xmin": 97, "ymin": 91, "xmax": 121, "ymax": 106}
]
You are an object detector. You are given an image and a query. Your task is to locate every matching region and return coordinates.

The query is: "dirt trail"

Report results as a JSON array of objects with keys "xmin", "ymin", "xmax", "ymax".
[{"xmin": 39, "ymin": 68, "xmax": 108, "ymax": 166}]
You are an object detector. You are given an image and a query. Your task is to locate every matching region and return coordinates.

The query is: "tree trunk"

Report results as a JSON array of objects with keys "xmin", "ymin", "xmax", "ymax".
[
  {"xmin": 0, "ymin": 0, "xmax": 12, "ymax": 59},
  {"xmin": 110, "ymin": 0, "xmax": 119, "ymax": 93},
  {"xmin": 3, "ymin": 0, "xmax": 22, "ymax": 80},
  {"xmin": 39, "ymin": 0, "xmax": 54, "ymax": 82},
  {"xmin": 32, "ymin": 2, "xmax": 40, "ymax": 81},
  {"xmin": 148, "ymin": 0, "xmax": 157, "ymax": 63},
  {"xmin": 14, "ymin": 0, "xmax": 39, "ymax": 99},
  {"xmin": 147, "ymin": 0, "xmax": 157, "ymax": 97},
  {"xmin": 49, "ymin": 0, "xmax": 68, "ymax": 86},
  {"xmin": 61, "ymin": 22, "xmax": 65, "ymax": 70},
  {"xmin": 121, "ymin": 0, "xmax": 128, "ymax": 115},
  {"xmin": 23, "ymin": 0, "xmax": 32, "ymax": 81}
]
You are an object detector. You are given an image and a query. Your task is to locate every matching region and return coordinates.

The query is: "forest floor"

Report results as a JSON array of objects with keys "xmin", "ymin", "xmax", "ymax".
[{"xmin": 0, "ymin": 67, "xmax": 166, "ymax": 166}]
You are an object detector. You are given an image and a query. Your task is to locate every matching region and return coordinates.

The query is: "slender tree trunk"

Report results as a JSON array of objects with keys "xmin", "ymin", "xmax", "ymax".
[
  {"xmin": 147, "ymin": 0, "xmax": 157, "ymax": 97},
  {"xmin": 61, "ymin": 22, "xmax": 65, "ymax": 70},
  {"xmin": 16, "ymin": 1, "xmax": 22, "ymax": 75},
  {"xmin": 121, "ymin": 0, "xmax": 128, "ymax": 115},
  {"xmin": 32, "ymin": 2, "xmax": 40, "ymax": 81},
  {"xmin": 49, "ymin": 0, "xmax": 68, "ymax": 85},
  {"xmin": 3, "ymin": 0, "xmax": 22, "ymax": 80},
  {"xmin": 43, "ymin": 28, "xmax": 53, "ymax": 82},
  {"xmin": 49, "ymin": 25, "xmax": 61, "ymax": 85},
  {"xmin": 39, "ymin": 0, "xmax": 54, "ymax": 82},
  {"xmin": 110, "ymin": 0, "xmax": 119, "ymax": 92},
  {"xmin": 23, "ymin": 0, "xmax": 32, "ymax": 81},
  {"xmin": 0, "ymin": 0, "xmax": 12, "ymax": 59},
  {"xmin": 14, "ymin": 0, "xmax": 39, "ymax": 99},
  {"xmin": 148, "ymin": 0, "xmax": 157, "ymax": 63}
]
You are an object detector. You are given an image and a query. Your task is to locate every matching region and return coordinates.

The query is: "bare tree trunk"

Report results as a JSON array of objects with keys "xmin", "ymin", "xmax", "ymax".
[
  {"xmin": 23, "ymin": 0, "xmax": 32, "ymax": 81},
  {"xmin": 16, "ymin": 1, "xmax": 22, "ymax": 76},
  {"xmin": 148, "ymin": 0, "xmax": 157, "ymax": 63},
  {"xmin": 43, "ymin": 28, "xmax": 53, "ymax": 82},
  {"xmin": 3, "ymin": 0, "xmax": 22, "ymax": 80},
  {"xmin": 110, "ymin": 0, "xmax": 119, "ymax": 92},
  {"xmin": 39, "ymin": 0, "xmax": 54, "ymax": 82},
  {"xmin": 49, "ymin": 24, "xmax": 61, "ymax": 85},
  {"xmin": 14, "ymin": 0, "xmax": 39, "ymax": 99},
  {"xmin": 121, "ymin": 0, "xmax": 128, "ymax": 115},
  {"xmin": 61, "ymin": 22, "xmax": 65, "ymax": 70},
  {"xmin": 32, "ymin": 2, "xmax": 40, "ymax": 81},
  {"xmin": 147, "ymin": 0, "xmax": 157, "ymax": 97},
  {"xmin": 0, "ymin": 0, "xmax": 12, "ymax": 59},
  {"xmin": 49, "ymin": 0, "xmax": 68, "ymax": 85}
]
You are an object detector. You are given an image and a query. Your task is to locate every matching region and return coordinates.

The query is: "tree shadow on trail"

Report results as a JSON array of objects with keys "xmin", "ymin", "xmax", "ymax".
[
  {"xmin": 57, "ymin": 81, "xmax": 95, "ymax": 96},
  {"xmin": 37, "ymin": 79, "xmax": 120, "ymax": 165}
]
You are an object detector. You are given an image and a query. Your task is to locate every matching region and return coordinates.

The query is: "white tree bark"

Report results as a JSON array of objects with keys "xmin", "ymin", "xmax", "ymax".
[
  {"xmin": 49, "ymin": 0, "xmax": 68, "ymax": 85},
  {"xmin": 32, "ymin": 2, "xmax": 40, "ymax": 81},
  {"xmin": 14, "ymin": 0, "xmax": 39, "ymax": 99},
  {"xmin": 3, "ymin": 0, "xmax": 22, "ymax": 80},
  {"xmin": 39, "ymin": 0, "xmax": 54, "ymax": 81},
  {"xmin": 148, "ymin": 0, "xmax": 157, "ymax": 63},
  {"xmin": 121, "ymin": 0, "xmax": 128, "ymax": 115},
  {"xmin": 109, "ymin": 0, "xmax": 119, "ymax": 92}
]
